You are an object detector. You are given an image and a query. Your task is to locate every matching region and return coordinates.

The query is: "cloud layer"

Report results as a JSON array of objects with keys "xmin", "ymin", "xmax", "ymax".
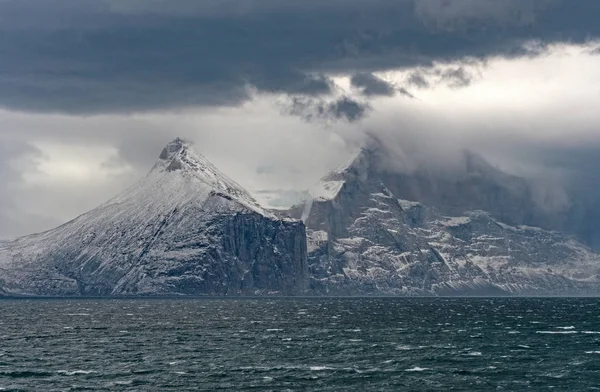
[{"xmin": 1, "ymin": 0, "xmax": 600, "ymax": 113}]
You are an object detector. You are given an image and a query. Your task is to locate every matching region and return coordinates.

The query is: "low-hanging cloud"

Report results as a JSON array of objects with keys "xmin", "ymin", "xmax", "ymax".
[
  {"xmin": 350, "ymin": 73, "xmax": 415, "ymax": 98},
  {"xmin": 282, "ymin": 96, "xmax": 371, "ymax": 123},
  {"xmin": 406, "ymin": 64, "xmax": 481, "ymax": 89},
  {"xmin": 351, "ymin": 73, "xmax": 396, "ymax": 97}
]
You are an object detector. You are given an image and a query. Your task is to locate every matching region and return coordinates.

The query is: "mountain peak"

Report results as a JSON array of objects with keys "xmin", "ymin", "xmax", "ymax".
[
  {"xmin": 155, "ymin": 137, "xmax": 211, "ymax": 173},
  {"xmin": 149, "ymin": 137, "xmax": 274, "ymax": 217},
  {"xmin": 158, "ymin": 137, "xmax": 192, "ymax": 161}
]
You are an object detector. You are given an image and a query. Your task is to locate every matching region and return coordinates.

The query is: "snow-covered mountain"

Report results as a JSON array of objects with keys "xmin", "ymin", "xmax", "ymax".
[
  {"xmin": 0, "ymin": 138, "xmax": 308, "ymax": 296},
  {"xmin": 1, "ymin": 138, "xmax": 599, "ymax": 297},
  {"xmin": 289, "ymin": 147, "xmax": 600, "ymax": 296}
]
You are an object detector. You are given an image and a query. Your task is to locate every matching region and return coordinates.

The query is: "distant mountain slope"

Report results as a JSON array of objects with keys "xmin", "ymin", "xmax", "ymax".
[
  {"xmin": 293, "ymin": 147, "xmax": 600, "ymax": 296},
  {"xmin": 0, "ymin": 138, "xmax": 308, "ymax": 296}
]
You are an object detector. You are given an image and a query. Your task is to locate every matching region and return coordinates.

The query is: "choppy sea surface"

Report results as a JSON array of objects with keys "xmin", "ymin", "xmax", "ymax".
[{"xmin": 1, "ymin": 298, "xmax": 599, "ymax": 391}]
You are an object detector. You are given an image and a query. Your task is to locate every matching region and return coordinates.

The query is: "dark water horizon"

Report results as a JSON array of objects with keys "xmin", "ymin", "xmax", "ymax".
[{"xmin": 1, "ymin": 297, "xmax": 599, "ymax": 391}]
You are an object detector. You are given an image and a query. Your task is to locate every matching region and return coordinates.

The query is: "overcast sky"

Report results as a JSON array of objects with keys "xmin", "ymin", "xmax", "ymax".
[{"xmin": 1, "ymin": 0, "xmax": 600, "ymax": 238}]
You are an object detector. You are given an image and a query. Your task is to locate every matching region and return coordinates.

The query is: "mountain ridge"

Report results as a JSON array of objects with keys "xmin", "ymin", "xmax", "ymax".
[
  {"xmin": 1, "ymin": 138, "xmax": 599, "ymax": 297},
  {"xmin": 292, "ymin": 146, "xmax": 600, "ymax": 296}
]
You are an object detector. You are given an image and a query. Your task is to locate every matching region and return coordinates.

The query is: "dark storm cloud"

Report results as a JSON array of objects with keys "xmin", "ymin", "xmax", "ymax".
[
  {"xmin": 1, "ymin": 0, "xmax": 600, "ymax": 114},
  {"xmin": 440, "ymin": 67, "xmax": 474, "ymax": 88},
  {"xmin": 407, "ymin": 72, "xmax": 431, "ymax": 89},
  {"xmin": 283, "ymin": 96, "xmax": 371, "ymax": 123},
  {"xmin": 351, "ymin": 73, "xmax": 396, "ymax": 97},
  {"xmin": 350, "ymin": 72, "xmax": 416, "ymax": 98},
  {"xmin": 329, "ymin": 97, "xmax": 371, "ymax": 122},
  {"xmin": 405, "ymin": 64, "xmax": 479, "ymax": 89}
]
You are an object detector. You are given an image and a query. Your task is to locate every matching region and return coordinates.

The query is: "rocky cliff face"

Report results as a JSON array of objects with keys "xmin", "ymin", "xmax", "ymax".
[
  {"xmin": 0, "ymin": 138, "xmax": 308, "ymax": 296},
  {"xmin": 296, "ymin": 148, "xmax": 600, "ymax": 296}
]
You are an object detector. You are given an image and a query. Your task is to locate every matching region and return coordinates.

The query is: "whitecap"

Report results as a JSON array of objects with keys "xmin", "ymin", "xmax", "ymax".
[
  {"xmin": 266, "ymin": 329, "xmax": 283, "ymax": 332},
  {"xmin": 405, "ymin": 367, "xmax": 429, "ymax": 372},
  {"xmin": 396, "ymin": 345, "xmax": 424, "ymax": 351},
  {"xmin": 466, "ymin": 351, "xmax": 482, "ymax": 356},
  {"xmin": 585, "ymin": 351, "xmax": 600, "ymax": 354},
  {"xmin": 310, "ymin": 366, "xmax": 334, "ymax": 371},
  {"xmin": 556, "ymin": 326, "xmax": 576, "ymax": 330},
  {"xmin": 57, "ymin": 370, "xmax": 96, "ymax": 376},
  {"xmin": 517, "ymin": 345, "xmax": 530, "ymax": 349},
  {"xmin": 536, "ymin": 331, "xmax": 578, "ymax": 334}
]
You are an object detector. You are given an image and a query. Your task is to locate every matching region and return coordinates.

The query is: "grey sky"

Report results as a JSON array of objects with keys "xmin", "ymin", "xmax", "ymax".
[
  {"xmin": 1, "ymin": 0, "xmax": 599, "ymax": 114},
  {"xmin": 1, "ymin": 0, "xmax": 600, "ymax": 239}
]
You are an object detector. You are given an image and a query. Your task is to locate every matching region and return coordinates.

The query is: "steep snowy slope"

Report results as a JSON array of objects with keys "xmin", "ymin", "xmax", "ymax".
[
  {"xmin": 0, "ymin": 138, "xmax": 308, "ymax": 296},
  {"xmin": 293, "ymin": 148, "xmax": 600, "ymax": 296}
]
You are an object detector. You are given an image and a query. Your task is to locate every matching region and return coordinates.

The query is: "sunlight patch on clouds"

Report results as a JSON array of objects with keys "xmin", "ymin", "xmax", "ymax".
[{"xmin": 381, "ymin": 43, "xmax": 600, "ymax": 143}]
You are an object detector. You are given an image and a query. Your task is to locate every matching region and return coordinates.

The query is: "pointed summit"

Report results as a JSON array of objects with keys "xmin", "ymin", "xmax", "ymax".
[
  {"xmin": 158, "ymin": 137, "xmax": 191, "ymax": 161},
  {"xmin": 155, "ymin": 137, "xmax": 205, "ymax": 172},
  {"xmin": 147, "ymin": 137, "xmax": 271, "ymax": 216}
]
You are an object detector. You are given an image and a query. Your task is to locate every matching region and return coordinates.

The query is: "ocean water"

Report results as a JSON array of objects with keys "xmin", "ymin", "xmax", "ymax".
[{"xmin": 1, "ymin": 298, "xmax": 599, "ymax": 391}]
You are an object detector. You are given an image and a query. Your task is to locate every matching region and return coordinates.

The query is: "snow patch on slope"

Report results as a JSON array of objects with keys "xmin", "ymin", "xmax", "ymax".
[
  {"xmin": 310, "ymin": 148, "xmax": 372, "ymax": 202},
  {"xmin": 398, "ymin": 199, "xmax": 421, "ymax": 210}
]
